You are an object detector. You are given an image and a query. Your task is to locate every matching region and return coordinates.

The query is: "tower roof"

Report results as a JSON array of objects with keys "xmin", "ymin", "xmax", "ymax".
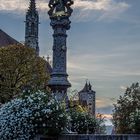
[
  {"xmin": 89, "ymin": 82, "xmax": 92, "ymax": 90},
  {"xmin": 79, "ymin": 81, "xmax": 96, "ymax": 94},
  {"xmin": 0, "ymin": 29, "xmax": 19, "ymax": 47},
  {"xmin": 28, "ymin": 0, "xmax": 36, "ymax": 12},
  {"xmin": 79, "ymin": 82, "xmax": 88, "ymax": 92},
  {"xmin": 26, "ymin": 0, "xmax": 38, "ymax": 15}
]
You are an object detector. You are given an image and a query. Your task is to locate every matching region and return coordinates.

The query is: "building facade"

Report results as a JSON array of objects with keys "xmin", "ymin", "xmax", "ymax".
[{"xmin": 79, "ymin": 82, "xmax": 96, "ymax": 116}]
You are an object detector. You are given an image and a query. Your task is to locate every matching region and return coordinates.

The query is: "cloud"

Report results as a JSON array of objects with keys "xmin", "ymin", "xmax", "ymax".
[
  {"xmin": 0, "ymin": 0, "xmax": 27, "ymax": 13},
  {"xmin": 104, "ymin": 117, "xmax": 113, "ymax": 126},
  {"xmin": 0, "ymin": 0, "xmax": 130, "ymax": 21},
  {"xmin": 68, "ymin": 52, "xmax": 140, "ymax": 83},
  {"xmin": 73, "ymin": 0, "xmax": 130, "ymax": 21},
  {"xmin": 67, "ymin": 47, "xmax": 140, "ymax": 107},
  {"xmin": 96, "ymin": 99, "xmax": 111, "ymax": 108},
  {"xmin": 102, "ymin": 114, "xmax": 112, "ymax": 119},
  {"xmin": 0, "ymin": 0, "xmax": 49, "ymax": 16},
  {"xmin": 96, "ymin": 113, "xmax": 113, "ymax": 126},
  {"xmin": 74, "ymin": 0, "xmax": 128, "ymax": 11},
  {"xmin": 120, "ymin": 86, "xmax": 127, "ymax": 90},
  {"xmin": 97, "ymin": 105, "xmax": 113, "ymax": 113},
  {"xmin": 96, "ymin": 105, "xmax": 113, "ymax": 126}
]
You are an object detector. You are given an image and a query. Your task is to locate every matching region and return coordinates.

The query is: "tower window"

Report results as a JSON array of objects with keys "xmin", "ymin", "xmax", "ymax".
[{"xmin": 31, "ymin": 23, "xmax": 35, "ymax": 35}]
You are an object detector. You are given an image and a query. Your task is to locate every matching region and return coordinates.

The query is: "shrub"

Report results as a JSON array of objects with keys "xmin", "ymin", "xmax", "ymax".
[
  {"xmin": 69, "ymin": 109, "xmax": 105, "ymax": 134},
  {"xmin": 0, "ymin": 92, "xmax": 68, "ymax": 140},
  {"xmin": 70, "ymin": 110, "xmax": 88, "ymax": 134}
]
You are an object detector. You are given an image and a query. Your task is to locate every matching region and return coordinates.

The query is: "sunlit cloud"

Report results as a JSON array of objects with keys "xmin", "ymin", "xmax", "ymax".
[
  {"xmin": 102, "ymin": 114, "xmax": 112, "ymax": 119},
  {"xmin": 74, "ymin": 0, "xmax": 129, "ymax": 11},
  {"xmin": 120, "ymin": 86, "xmax": 127, "ymax": 90},
  {"xmin": 73, "ymin": 0, "xmax": 130, "ymax": 21},
  {"xmin": 0, "ymin": 0, "xmax": 49, "ymax": 16},
  {"xmin": 96, "ymin": 99, "xmax": 108, "ymax": 108},
  {"xmin": 96, "ymin": 105, "xmax": 113, "ymax": 126},
  {"xmin": 0, "ymin": 0, "xmax": 27, "ymax": 12},
  {"xmin": 97, "ymin": 113, "xmax": 113, "ymax": 126},
  {"xmin": 0, "ymin": 0, "xmax": 130, "ymax": 21}
]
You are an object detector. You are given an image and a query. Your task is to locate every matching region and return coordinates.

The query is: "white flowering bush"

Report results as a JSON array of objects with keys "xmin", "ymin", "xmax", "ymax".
[
  {"xmin": 43, "ymin": 99, "xmax": 68, "ymax": 136},
  {"xmin": 69, "ymin": 109, "xmax": 105, "ymax": 134},
  {"xmin": 70, "ymin": 110, "xmax": 88, "ymax": 133},
  {"xmin": 0, "ymin": 92, "xmax": 68, "ymax": 139}
]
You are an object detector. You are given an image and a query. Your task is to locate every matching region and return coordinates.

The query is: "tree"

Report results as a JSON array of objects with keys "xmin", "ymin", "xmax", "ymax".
[
  {"xmin": 113, "ymin": 83, "xmax": 140, "ymax": 134},
  {"xmin": 0, "ymin": 44, "xmax": 50, "ymax": 104}
]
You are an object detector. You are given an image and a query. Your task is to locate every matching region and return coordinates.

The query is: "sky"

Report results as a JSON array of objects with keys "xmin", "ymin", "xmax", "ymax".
[{"xmin": 0, "ymin": 0, "xmax": 140, "ymax": 124}]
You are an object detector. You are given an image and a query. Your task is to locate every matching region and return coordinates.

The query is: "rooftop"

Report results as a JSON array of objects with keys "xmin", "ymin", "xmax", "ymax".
[
  {"xmin": 0, "ymin": 29, "xmax": 19, "ymax": 47},
  {"xmin": 79, "ymin": 82, "xmax": 96, "ymax": 94}
]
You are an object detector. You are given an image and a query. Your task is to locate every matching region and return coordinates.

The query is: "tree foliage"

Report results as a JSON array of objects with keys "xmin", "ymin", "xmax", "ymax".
[
  {"xmin": 113, "ymin": 83, "xmax": 140, "ymax": 134},
  {"xmin": 0, "ymin": 44, "xmax": 50, "ymax": 104},
  {"xmin": 68, "ymin": 89, "xmax": 88, "ymax": 113}
]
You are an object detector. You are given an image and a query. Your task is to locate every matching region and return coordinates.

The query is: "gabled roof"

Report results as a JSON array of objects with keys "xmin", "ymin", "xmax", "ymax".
[{"xmin": 0, "ymin": 29, "xmax": 19, "ymax": 47}]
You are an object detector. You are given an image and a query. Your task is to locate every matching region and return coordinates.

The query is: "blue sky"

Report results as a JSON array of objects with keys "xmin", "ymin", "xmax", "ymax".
[{"xmin": 0, "ymin": 0, "xmax": 140, "ymax": 120}]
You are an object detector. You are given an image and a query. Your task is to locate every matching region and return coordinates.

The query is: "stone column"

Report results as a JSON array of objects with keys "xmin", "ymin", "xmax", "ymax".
[{"xmin": 47, "ymin": 0, "xmax": 73, "ymax": 102}]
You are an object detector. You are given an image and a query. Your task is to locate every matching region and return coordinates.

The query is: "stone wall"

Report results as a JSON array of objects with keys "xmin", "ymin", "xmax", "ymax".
[{"xmin": 34, "ymin": 134, "xmax": 140, "ymax": 140}]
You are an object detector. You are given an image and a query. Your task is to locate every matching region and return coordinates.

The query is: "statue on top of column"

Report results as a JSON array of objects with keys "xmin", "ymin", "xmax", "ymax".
[{"xmin": 48, "ymin": 0, "xmax": 73, "ymax": 17}]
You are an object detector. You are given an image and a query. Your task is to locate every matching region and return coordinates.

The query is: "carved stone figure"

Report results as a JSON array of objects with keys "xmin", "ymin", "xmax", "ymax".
[{"xmin": 48, "ymin": 0, "xmax": 73, "ymax": 17}]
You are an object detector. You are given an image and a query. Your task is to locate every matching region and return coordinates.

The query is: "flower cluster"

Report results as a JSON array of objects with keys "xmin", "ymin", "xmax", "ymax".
[{"xmin": 0, "ymin": 92, "xmax": 68, "ymax": 139}]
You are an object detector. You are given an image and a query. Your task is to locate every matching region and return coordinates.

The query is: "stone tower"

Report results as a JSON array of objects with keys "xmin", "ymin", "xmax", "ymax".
[
  {"xmin": 79, "ymin": 82, "xmax": 96, "ymax": 116},
  {"xmin": 25, "ymin": 0, "xmax": 39, "ymax": 55},
  {"xmin": 48, "ymin": 0, "xmax": 73, "ymax": 101}
]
